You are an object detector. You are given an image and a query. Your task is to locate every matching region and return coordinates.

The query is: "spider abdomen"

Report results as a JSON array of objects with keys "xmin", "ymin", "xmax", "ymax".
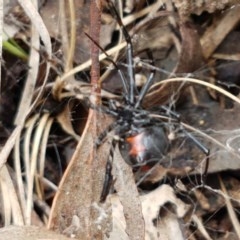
[{"xmin": 119, "ymin": 126, "xmax": 169, "ymax": 168}]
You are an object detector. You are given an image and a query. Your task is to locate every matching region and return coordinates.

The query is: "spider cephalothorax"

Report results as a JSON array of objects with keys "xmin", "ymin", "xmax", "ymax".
[
  {"xmin": 93, "ymin": 0, "xmax": 209, "ymax": 202},
  {"xmin": 101, "ymin": 99, "xmax": 170, "ymax": 167}
]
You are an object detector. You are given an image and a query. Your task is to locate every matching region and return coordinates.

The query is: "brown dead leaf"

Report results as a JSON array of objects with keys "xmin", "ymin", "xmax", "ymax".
[
  {"xmin": 112, "ymin": 146, "xmax": 145, "ymax": 240},
  {"xmin": 173, "ymin": 0, "xmax": 240, "ymax": 17},
  {"xmin": 174, "ymin": 21, "xmax": 204, "ymax": 73},
  {"xmin": 0, "ymin": 225, "xmax": 72, "ymax": 240},
  {"xmin": 133, "ymin": 16, "xmax": 174, "ymax": 53},
  {"xmin": 48, "ymin": 110, "xmax": 112, "ymax": 239}
]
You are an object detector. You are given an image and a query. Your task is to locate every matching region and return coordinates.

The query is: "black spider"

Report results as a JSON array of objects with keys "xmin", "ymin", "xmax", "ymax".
[{"xmin": 90, "ymin": 1, "xmax": 209, "ymax": 202}]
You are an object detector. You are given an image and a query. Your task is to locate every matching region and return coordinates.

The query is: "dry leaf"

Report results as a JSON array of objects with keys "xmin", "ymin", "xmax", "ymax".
[
  {"xmin": 0, "ymin": 225, "xmax": 72, "ymax": 240},
  {"xmin": 108, "ymin": 184, "xmax": 190, "ymax": 240},
  {"xmin": 48, "ymin": 111, "xmax": 112, "ymax": 239},
  {"xmin": 112, "ymin": 146, "xmax": 145, "ymax": 240}
]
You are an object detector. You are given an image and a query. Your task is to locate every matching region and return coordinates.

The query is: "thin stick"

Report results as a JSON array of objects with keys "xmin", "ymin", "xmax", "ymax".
[{"xmin": 90, "ymin": 0, "xmax": 102, "ymax": 102}]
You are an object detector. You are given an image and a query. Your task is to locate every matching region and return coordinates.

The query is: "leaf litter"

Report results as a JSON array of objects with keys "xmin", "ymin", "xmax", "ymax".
[{"xmin": 1, "ymin": 0, "xmax": 240, "ymax": 239}]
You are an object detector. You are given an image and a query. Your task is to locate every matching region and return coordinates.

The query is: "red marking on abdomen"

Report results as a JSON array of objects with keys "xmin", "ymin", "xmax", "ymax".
[{"xmin": 126, "ymin": 132, "xmax": 146, "ymax": 157}]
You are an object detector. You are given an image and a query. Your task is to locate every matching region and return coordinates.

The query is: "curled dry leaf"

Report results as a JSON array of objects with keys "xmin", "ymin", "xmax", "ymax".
[
  {"xmin": 56, "ymin": 103, "xmax": 82, "ymax": 141},
  {"xmin": 158, "ymin": 202, "xmax": 186, "ymax": 240},
  {"xmin": 108, "ymin": 184, "xmax": 190, "ymax": 240},
  {"xmin": 172, "ymin": 0, "xmax": 240, "ymax": 17}
]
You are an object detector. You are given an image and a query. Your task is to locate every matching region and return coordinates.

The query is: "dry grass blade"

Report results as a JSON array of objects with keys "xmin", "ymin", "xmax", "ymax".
[
  {"xmin": 0, "ymin": 171, "xmax": 11, "ymax": 225},
  {"xmin": 25, "ymin": 113, "xmax": 50, "ymax": 224},
  {"xmin": 14, "ymin": 0, "xmax": 40, "ymax": 125},
  {"xmin": 218, "ymin": 175, "xmax": 240, "ymax": 238},
  {"xmin": 14, "ymin": 133, "xmax": 27, "ymax": 221},
  {"xmin": 52, "ymin": 0, "xmax": 76, "ymax": 99},
  {"xmin": 65, "ymin": 0, "xmax": 76, "ymax": 71},
  {"xmin": 191, "ymin": 215, "xmax": 212, "ymax": 240},
  {"xmin": 16, "ymin": 0, "xmax": 52, "ymax": 114},
  {"xmin": 31, "ymin": 115, "xmax": 54, "ymax": 208},
  {"xmin": 0, "ymin": 0, "xmax": 52, "ymax": 170},
  {"xmin": 23, "ymin": 114, "xmax": 40, "ymax": 200},
  {"xmin": 0, "ymin": 165, "xmax": 24, "ymax": 225},
  {"xmin": 0, "ymin": 126, "xmax": 22, "ymax": 169},
  {"xmin": 17, "ymin": 0, "xmax": 52, "ymax": 55},
  {"xmin": 150, "ymin": 77, "xmax": 240, "ymax": 105},
  {"xmin": 60, "ymin": 41, "xmax": 127, "ymax": 81},
  {"xmin": 38, "ymin": 116, "xmax": 54, "ymax": 191},
  {"xmin": 201, "ymin": 5, "xmax": 240, "ymax": 58},
  {"xmin": 144, "ymin": 76, "xmax": 240, "ymax": 109}
]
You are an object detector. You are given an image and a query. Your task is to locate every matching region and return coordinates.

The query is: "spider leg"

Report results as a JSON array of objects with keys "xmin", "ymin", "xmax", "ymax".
[
  {"xmin": 85, "ymin": 32, "xmax": 130, "ymax": 101},
  {"xmin": 100, "ymin": 160, "xmax": 113, "ymax": 202},
  {"xmin": 148, "ymin": 107, "xmax": 209, "ymax": 175},
  {"xmin": 107, "ymin": 0, "xmax": 135, "ymax": 105},
  {"xmin": 157, "ymin": 106, "xmax": 210, "ymax": 177},
  {"xmin": 95, "ymin": 121, "xmax": 118, "ymax": 147},
  {"xmin": 159, "ymin": 105, "xmax": 181, "ymax": 120},
  {"xmin": 100, "ymin": 139, "xmax": 117, "ymax": 202},
  {"xmin": 151, "ymin": 107, "xmax": 210, "ymax": 176},
  {"xmin": 181, "ymin": 128, "xmax": 210, "ymax": 176},
  {"xmin": 135, "ymin": 50, "xmax": 156, "ymax": 109}
]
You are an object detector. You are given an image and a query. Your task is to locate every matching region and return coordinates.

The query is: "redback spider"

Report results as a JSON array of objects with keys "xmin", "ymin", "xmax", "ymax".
[{"xmin": 88, "ymin": 0, "xmax": 210, "ymax": 202}]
